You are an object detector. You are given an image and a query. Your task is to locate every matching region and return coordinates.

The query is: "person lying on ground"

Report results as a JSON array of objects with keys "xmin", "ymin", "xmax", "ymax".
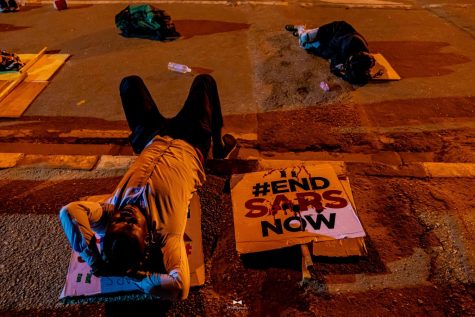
[
  {"xmin": 59, "ymin": 74, "xmax": 236, "ymax": 301},
  {"xmin": 286, "ymin": 21, "xmax": 375, "ymax": 85}
]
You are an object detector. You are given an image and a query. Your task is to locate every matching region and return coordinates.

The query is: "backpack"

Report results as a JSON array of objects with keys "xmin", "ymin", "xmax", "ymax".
[
  {"xmin": 115, "ymin": 5, "xmax": 180, "ymax": 41},
  {"xmin": 0, "ymin": 51, "xmax": 24, "ymax": 71}
]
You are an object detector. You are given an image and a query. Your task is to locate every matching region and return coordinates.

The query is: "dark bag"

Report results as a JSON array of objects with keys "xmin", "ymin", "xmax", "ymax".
[
  {"xmin": 115, "ymin": 5, "xmax": 180, "ymax": 40},
  {"xmin": 0, "ymin": 51, "xmax": 24, "ymax": 71}
]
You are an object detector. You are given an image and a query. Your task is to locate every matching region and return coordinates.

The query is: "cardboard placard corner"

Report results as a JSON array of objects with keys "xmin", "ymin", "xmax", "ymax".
[
  {"xmin": 370, "ymin": 53, "xmax": 401, "ymax": 81},
  {"xmin": 231, "ymin": 163, "xmax": 366, "ymax": 255},
  {"xmin": 60, "ymin": 193, "xmax": 205, "ymax": 299}
]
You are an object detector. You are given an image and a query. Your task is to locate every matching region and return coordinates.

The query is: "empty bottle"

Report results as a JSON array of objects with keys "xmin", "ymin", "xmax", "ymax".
[{"xmin": 168, "ymin": 62, "xmax": 191, "ymax": 74}]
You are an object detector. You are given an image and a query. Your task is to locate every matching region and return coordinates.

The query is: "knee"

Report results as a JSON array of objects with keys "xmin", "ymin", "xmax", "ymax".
[
  {"xmin": 193, "ymin": 74, "xmax": 216, "ymax": 88},
  {"xmin": 120, "ymin": 75, "xmax": 143, "ymax": 93}
]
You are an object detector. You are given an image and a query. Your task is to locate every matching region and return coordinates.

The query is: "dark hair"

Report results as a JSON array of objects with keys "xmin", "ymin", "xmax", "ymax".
[
  {"xmin": 102, "ymin": 229, "xmax": 144, "ymax": 273},
  {"xmin": 345, "ymin": 52, "xmax": 375, "ymax": 85}
]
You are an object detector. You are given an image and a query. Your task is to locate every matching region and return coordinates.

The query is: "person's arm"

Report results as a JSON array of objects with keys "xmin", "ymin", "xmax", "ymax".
[
  {"xmin": 59, "ymin": 201, "xmax": 112, "ymax": 270},
  {"xmin": 134, "ymin": 234, "xmax": 190, "ymax": 301}
]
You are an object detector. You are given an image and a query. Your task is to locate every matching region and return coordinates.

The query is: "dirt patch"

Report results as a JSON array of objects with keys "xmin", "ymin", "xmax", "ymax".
[
  {"xmin": 255, "ymin": 103, "xmax": 365, "ymax": 152},
  {"xmin": 250, "ymin": 31, "xmax": 352, "ymax": 112}
]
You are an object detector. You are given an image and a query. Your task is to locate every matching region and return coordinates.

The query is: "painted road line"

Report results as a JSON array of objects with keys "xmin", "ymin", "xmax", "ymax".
[
  {"xmin": 300, "ymin": 0, "xmax": 411, "ymax": 9},
  {"xmin": 422, "ymin": 162, "xmax": 475, "ymax": 178},
  {"xmin": 337, "ymin": 120, "xmax": 475, "ymax": 134},
  {"xmin": 231, "ymin": 132, "xmax": 258, "ymax": 141},
  {"xmin": 58, "ymin": 129, "xmax": 129, "ymax": 139},
  {"xmin": 0, "ymin": 153, "xmax": 24, "ymax": 168},
  {"xmin": 18, "ymin": 154, "xmax": 99, "ymax": 170},
  {"xmin": 95, "ymin": 155, "xmax": 136, "ymax": 170},
  {"xmin": 0, "ymin": 129, "xmax": 257, "ymax": 141},
  {"xmin": 0, "ymin": 129, "xmax": 33, "ymax": 138}
]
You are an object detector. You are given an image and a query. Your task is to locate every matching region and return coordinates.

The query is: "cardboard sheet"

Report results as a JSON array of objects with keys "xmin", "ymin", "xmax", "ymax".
[
  {"xmin": 370, "ymin": 53, "xmax": 401, "ymax": 81},
  {"xmin": 0, "ymin": 53, "xmax": 69, "ymax": 118},
  {"xmin": 0, "ymin": 81, "xmax": 48, "ymax": 118},
  {"xmin": 0, "ymin": 54, "xmax": 69, "ymax": 81},
  {"xmin": 60, "ymin": 194, "xmax": 205, "ymax": 299},
  {"xmin": 231, "ymin": 164, "xmax": 366, "ymax": 254}
]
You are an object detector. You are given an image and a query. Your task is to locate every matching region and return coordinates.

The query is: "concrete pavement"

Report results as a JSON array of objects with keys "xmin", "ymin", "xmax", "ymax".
[{"xmin": 1, "ymin": 0, "xmax": 474, "ymax": 315}]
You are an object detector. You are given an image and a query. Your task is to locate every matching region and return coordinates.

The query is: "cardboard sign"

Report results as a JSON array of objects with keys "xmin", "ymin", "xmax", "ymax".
[
  {"xmin": 311, "ymin": 177, "xmax": 367, "ymax": 257},
  {"xmin": 231, "ymin": 164, "xmax": 366, "ymax": 254},
  {"xmin": 60, "ymin": 194, "xmax": 204, "ymax": 299},
  {"xmin": 370, "ymin": 53, "xmax": 401, "ymax": 81}
]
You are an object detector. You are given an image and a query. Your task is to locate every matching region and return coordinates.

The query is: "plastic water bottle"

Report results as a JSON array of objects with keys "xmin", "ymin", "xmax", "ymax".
[{"xmin": 168, "ymin": 62, "xmax": 191, "ymax": 74}]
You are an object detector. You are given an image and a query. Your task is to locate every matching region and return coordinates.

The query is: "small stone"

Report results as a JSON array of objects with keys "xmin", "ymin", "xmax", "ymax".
[{"xmin": 417, "ymin": 299, "xmax": 424, "ymax": 305}]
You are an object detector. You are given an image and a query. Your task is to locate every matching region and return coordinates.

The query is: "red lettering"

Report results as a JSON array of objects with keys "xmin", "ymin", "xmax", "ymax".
[
  {"xmin": 245, "ymin": 198, "xmax": 268, "ymax": 218},
  {"xmin": 296, "ymin": 192, "xmax": 323, "ymax": 212},
  {"xmin": 271, "ymin": 194, "xmax": 292, "ymax": 216},
  {"xmin": 323, "ymin": 190, "xmax": 348, "ymax": 208}
]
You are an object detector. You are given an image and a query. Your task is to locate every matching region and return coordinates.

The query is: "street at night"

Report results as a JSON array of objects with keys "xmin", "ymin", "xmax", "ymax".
[{"xmin": 0, "ymin": 0, "xmax": 474, "ymax": 316}]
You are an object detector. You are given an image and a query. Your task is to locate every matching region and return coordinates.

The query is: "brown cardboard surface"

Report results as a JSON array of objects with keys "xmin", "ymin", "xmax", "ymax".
[
  {"xmin": 0, "ymin": 53, "xmax": 69, "ymax": 82},
  {"xmin": 0, "ymin": 80, "xmax": 9, "ymax": 91},
  {"xmin": 231, "ymin": 164, "xmax": 366, "ymax": 254},
  {"xmin": 23, "ymin": 54, "xmax": 70, "ymax": 81},
  {"xmin": 370, "ymin": 53, "xmax": 401, "ymax": 81},
  {"xmin": 0, "ymin": 81, "xmax": 48, "ymax": 118}
]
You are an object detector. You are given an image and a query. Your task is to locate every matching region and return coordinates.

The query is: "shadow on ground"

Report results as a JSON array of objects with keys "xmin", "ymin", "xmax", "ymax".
[{"xmin": 370, "ymin": 41, "xmax": 471, "ymax": 78}]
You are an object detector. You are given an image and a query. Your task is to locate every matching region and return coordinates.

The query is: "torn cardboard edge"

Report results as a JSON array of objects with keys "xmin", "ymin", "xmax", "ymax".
[{"xmin": 60, "ymin": 193, "xmax": 205, "ymax": 300}]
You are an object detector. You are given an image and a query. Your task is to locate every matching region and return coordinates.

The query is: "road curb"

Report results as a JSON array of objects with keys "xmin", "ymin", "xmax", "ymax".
[{"xmin": 1, "ymin": 152, "xmax": 475, "ymax": 178}]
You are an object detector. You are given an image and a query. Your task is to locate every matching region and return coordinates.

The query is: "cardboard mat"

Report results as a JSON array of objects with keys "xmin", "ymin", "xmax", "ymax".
[
  {"xmin": 0, "ymin": 49, "xmax": 69, "ymax": 118},
  {"xmin": 60, "ymin": 194, "xmax": 205, "ymax": 299},
  {"xmin": 370, "ymin": 53, "xmax": 401, "ymax": 80}
]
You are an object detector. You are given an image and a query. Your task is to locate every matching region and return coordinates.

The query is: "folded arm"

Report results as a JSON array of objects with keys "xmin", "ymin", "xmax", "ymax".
[
  {"xmin": 59, "ymin": 201, "xmax": 112, "ymax": 268},
  {"xmin": 135, "ymin": 234, "xmax": 190, "ymax": 301}
]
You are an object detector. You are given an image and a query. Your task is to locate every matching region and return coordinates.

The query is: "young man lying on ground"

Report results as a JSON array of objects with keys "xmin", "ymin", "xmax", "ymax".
[
  {"xmin": 59, "ymin": 74, "xmax": 236, "ymax": 300},
  {"xmin": 286, "ymin": 20, "xmax": 375, "ymax": 85}
]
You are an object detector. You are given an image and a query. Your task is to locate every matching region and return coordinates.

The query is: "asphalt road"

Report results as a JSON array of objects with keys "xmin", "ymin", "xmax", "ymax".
[{"xmin": 0, "ymin": 0, "xmax": 474, "ymax": 316}]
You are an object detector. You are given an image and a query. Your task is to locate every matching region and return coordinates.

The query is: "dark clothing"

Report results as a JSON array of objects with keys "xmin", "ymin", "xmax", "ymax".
[
  {"xmin": 307, "ymin": 21, "xmax": 370, "ymax": 70},
  {"xmin": 120, "ymin": 74, "xmax": 224, "ymax": 160},
  {"xmin": 0, "ymin": 0, "xmax": 18, "ymax": 11}
]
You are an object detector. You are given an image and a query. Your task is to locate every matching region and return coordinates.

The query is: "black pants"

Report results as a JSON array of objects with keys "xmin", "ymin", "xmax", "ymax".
[
  {"xmin": 0, "ymin": 0, "xmax": 17, "ymax": 9},
  {"xmin": 120, "ymin": 74, "xmax": 224, "ymax": 158}
]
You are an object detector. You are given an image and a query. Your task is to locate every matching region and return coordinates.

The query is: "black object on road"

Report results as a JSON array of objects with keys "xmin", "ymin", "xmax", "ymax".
[{"xmin": 115, "ymin": 5, "xmax": 180, "ymax": 41}]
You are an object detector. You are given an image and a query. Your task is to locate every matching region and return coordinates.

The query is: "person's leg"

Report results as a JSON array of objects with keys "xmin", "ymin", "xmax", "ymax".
[
  {"xmin": 7, "ymin": 0, "xmax": 18, "ymax": 10},
  {"xmin": 0, "ymin": 0, "xmax": 9, "ymax": 11},
  {"xmin": 168, "ymin": 74, "xmax": 235, "ymax": 159},
  {"xmin": 119, "ymin": 75, "xmax": 167, "ymax": 154}
]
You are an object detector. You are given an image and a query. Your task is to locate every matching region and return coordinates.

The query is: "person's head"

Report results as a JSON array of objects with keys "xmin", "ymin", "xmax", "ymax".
[
  {"xmin": 102, "ymin": 205, "xmax": 148, "ymax": 273},
  {"xmin": 345, "ymin": 52, "xmax": 375, "ymax": 85}
]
